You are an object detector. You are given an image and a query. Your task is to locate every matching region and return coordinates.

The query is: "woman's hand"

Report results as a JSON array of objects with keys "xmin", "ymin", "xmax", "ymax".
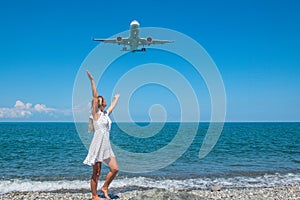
[
  {"xmin": 86, "ymin": 70, "xmax": 94, "ymax": 81},
  {"xmin": 113, "ymin": 94, "xmax": 120, "ymax": 99}
]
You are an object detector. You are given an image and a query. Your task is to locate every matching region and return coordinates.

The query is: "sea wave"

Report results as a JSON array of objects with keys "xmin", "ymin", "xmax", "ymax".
[{"xmin": 1, "ymin": 173, "xmax": 300, "ymax": 194}]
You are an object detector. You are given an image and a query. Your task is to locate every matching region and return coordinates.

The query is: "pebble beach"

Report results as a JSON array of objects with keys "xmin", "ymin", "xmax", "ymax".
[{"xmin": 2, "ymin": 185, "xmax": 299, "ymax": 200}]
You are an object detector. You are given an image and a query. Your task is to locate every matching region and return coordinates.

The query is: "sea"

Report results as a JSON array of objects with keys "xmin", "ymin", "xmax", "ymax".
[{"xmin": 0, "ymin": 122, "xmax": 299, "ymax": 194}]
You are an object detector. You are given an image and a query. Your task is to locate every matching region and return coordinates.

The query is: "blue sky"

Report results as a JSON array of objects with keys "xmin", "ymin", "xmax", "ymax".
[{"xmin": 0, "ymin": 0, "xmax": 299, "ymax": 122}]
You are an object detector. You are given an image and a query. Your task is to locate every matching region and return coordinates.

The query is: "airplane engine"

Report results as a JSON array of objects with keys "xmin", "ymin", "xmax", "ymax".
[
  {"xmin": 147, "ymin": 37, "xmax": 152, "ymax": 44},
  {"xmin": 117, "ymin": 36, "xmax": 122, "ymax": 44}
]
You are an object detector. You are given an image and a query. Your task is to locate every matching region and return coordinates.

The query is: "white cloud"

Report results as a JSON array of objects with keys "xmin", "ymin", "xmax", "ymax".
[
  {"xmin": 34, "ymin": 104, "xmax": 56, "ymax": 113},
  {"xmin": 14, "ymin": 100, "xmax": 32, "ymax": 109},
  {"xmin": 0, "ymin": 107, "xmax": 32, "ymax": 118},
  {"xmin": 0, "ymin": 100, "xmax": 63, "ymax": 120}
]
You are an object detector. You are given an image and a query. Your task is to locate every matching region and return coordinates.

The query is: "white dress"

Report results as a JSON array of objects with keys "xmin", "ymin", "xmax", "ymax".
[{"xmin": 83, "ymin": 110, "xmax": 115, "ymax": 166}]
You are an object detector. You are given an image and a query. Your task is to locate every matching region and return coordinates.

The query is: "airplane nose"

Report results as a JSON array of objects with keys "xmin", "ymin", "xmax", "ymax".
[{"xmin": 130, "ymin": 20, "xmax": 140, "ymax": 26}]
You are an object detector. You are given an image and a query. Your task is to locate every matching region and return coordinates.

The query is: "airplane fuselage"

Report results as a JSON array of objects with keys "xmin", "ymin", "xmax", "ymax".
[
  {"xmin": 129, "ymin": 20, "xmax": 140, "ymax": 51},
  {"xmin": 130, "ymin": 22, "xmax": 139, "ymax": 38}
]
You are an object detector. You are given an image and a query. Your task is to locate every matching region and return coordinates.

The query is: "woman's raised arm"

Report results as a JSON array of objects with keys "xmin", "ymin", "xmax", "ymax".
[
  {"xmin": 107, "ymin": 94, "xmax": 120, "ymax": 115},
  {"xmin": 86, "ymin": 70, "xmax": 100, "ymax": 115},
  {"xmin": 86, "ymin": 70, "xmax": 98, "ymax": 98}
]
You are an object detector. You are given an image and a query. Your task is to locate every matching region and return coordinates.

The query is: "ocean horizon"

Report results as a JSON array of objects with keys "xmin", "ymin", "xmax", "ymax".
[{"xmin": 1, "ymin": 122, "xmax": 299, "ymax": 194}]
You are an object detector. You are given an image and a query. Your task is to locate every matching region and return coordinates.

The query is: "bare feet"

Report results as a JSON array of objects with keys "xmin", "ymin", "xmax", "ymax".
[
  {"xmin": 92, "ymin": 195, "xmax": 103, "ymax": 200},
  {"xmin": 101, "ymin": 187, "xmax": 111, "ymax": 200}
]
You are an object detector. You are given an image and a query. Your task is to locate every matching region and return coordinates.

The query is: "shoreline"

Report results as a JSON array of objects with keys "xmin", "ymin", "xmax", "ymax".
[{"xmin": 1, "ymin": 184, "xmax": 299, "ymax": 200}]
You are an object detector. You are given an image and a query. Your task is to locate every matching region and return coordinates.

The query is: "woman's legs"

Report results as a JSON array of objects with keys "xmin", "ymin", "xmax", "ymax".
[
  {"xmin": 91, "ymin": 162, "xmax": 103, "ymax": 200},
  {"xmin": 101, "ymin": 157, "xmax": 119, "ymax": 200}
]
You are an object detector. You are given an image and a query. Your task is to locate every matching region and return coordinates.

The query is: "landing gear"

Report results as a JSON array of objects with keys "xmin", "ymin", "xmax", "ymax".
[
  {"xmin": 122, "ymin": 47, "xmax": 127, "ymax": 51},
  {"xmin": 141, "ymin": 47, "xmax": 146, "ymax": 52}
]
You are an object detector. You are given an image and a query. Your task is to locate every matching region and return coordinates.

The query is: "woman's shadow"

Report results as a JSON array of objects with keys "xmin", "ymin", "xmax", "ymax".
[
  {"xmin": 99, "ymin": 193, "xmax": 119, "ymax": 199},
  {"xmin": 88, "ymin": 192, "xmax": 120, "ymax": 199}
]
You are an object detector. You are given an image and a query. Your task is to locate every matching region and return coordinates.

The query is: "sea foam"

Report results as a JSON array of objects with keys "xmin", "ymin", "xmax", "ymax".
[{"xmin": 1, "ymin": 173, "xmax": 300, "ymax": 194}]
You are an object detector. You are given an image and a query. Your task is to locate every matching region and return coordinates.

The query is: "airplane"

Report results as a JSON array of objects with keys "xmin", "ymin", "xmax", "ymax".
[{"xmin": 93, "ymin": 20, "xmax": 174, "ymax": 52}]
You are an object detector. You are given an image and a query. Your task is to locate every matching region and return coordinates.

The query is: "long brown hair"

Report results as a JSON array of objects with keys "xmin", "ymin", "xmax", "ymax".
[
  {"xmin": 88, "ymin": 117, "xmax": 94, "ymax": 133},
  {"xmin": 88, "ymin": 96, "xmax": 104, "ymax": 132}
]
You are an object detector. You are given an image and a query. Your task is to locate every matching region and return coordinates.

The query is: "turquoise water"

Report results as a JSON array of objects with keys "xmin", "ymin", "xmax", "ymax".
[{"xmin": 0, "ymin": 122, "xmax": 299, "ymax": 193}]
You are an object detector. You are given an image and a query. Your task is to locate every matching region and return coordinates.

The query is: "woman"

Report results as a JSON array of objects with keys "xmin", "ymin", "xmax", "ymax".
[{"xmin": 83, "ymin": 70, "xmax": 120, "ymax": 200}]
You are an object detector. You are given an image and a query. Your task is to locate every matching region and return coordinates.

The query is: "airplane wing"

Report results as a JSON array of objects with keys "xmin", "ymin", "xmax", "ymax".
[
  {"xmin": 93, "ymin": 38, "xmax": 117, "ymax": 43},
  {"xmin": 93, "ymin": 38, "xmax": 130, "ymax": 45},
  {"xmin": 151, "ymin": 40, "xmax": 174, "ymax": 44},
  {"xmin": 138, "ymin": 38, "xmax": 174, "ymax": 45}
]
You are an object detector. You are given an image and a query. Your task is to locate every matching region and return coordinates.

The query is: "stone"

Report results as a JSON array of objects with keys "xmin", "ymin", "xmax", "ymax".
[{"xmin": 211, "ymin": 186, "xmax": 222, "ymax": 191}]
